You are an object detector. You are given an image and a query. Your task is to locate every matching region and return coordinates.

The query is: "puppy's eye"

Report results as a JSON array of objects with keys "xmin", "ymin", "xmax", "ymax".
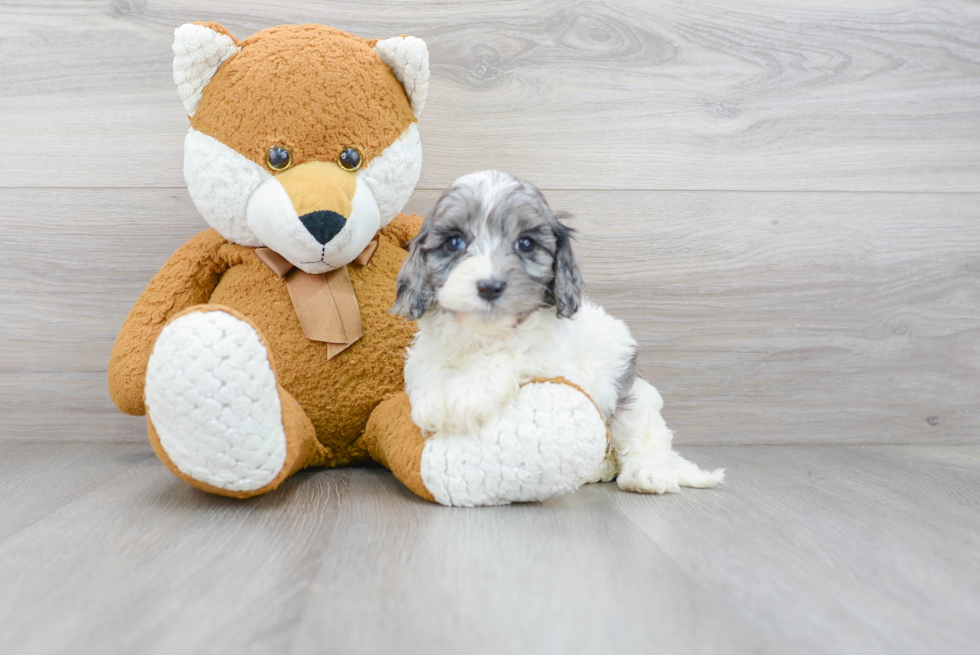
[
  {"xmin": 515, "ymin": 236, "xmax": 536, "ymax": 253},
  {"xmin": 266, "ymin": 146, "xmax": 293, "ymax": 171},
  {"xmin": 338, "ymin": 147, "xmax": 362, "ymax": 172},
  {"xmin": 444, "ymin": 236, "xmax": 467, "ymax": 252}
]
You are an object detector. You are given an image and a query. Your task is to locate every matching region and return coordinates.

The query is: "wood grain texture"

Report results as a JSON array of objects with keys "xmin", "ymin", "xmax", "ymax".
[
  {"xmin": 288, "ymin": 459, "xmax": 779, "ymax": 655},
  {"xmin": 0, "ymin": 443, "xmax": 977, "ymax": 655},
  {"xmin": 0, "ymin": 0, "xmax": 978, "ymax": 190},
  {"xmin": 611, "ymin": 444, "xmax": 980, "ymax": 655},
  {"xmin": 0, "ymin": 441, "xmax": 149, "ymax": 541},
  {"xmin": 2, "ymin": 188, "xmax": 976, "ymax": 444}
]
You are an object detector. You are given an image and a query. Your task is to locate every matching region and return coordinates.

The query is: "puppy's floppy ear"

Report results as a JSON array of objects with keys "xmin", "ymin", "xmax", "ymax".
[
  {"xmin": 551, "ymin": 211, "xmax": 583, "ymax": 318},
  {"xmin": 392, "ymin": 224, "xmax": 434, "ymax": 320}
]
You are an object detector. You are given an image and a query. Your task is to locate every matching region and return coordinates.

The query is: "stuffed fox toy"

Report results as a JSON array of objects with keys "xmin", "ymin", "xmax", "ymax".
[{"xmin": 108, "ymin": 22, "xmax": 608, "ymax": 506}]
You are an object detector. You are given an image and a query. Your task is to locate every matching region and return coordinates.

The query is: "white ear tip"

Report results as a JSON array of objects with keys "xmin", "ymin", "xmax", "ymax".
[
  {"xmin": 375, "ymin": 35, "xmax": 430, "ymax": 117},
  {"xmin": 172, "ymin": 23, "xmax": 239, "ymax": 116}
]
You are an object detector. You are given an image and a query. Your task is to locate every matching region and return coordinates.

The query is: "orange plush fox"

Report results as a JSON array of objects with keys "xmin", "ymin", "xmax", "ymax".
[{"xmin": 108, "ymin": 23, "xmax": 607, "ymax": 505}]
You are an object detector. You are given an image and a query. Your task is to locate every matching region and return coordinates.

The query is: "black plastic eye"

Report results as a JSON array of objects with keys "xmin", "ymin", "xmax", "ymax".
[
  {"xmin": 445, "ymin": 235, "xmax": 467, "ymax": 252},
  {"xmin": 338, "ymin": 147, "xmax": 362, "ymax": 172},
  {"xmin": 266, "ymin": 146, "xmax": 292, "ymax": 171},
  {"xmin": 515, "ymin": 236, "xmax": 536, "ymax": 253}
]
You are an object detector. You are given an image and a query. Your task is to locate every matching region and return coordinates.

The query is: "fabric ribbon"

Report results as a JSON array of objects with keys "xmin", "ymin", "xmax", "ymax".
[{"xmin": 254, "ymin": 234, "xmax": 380, "ymax": 359}]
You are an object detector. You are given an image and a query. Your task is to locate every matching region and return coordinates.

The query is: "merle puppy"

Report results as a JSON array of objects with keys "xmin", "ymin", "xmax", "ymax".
[{"xmin": 393, "ymin": 171, "xmax": 723, "ymax": 493}]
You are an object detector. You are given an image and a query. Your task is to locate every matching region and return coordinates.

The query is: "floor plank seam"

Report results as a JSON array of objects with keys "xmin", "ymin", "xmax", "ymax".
[
  {"xmin": 609, "ymin": 500, "xmax": 793, "ymax": 651},
  {"xmin": 0, "ymin": 451, "xmax": 157, "ymax": 548}
]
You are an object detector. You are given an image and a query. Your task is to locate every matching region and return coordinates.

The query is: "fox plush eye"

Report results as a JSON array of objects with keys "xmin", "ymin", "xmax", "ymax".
[
  {"xmin": 444, "ymin": 235, "xmax": 467, "ymax": 252},
  {"xmin": 338, "ymin": 147, "xmax": 362, "ymax": 172},
  {"xmin": 266, "ymin": 146, "xmax": 293, "ymax": 171},
  {"xmin": 515, "ymin": 236, "xmax": 536, "ymax": 253}
]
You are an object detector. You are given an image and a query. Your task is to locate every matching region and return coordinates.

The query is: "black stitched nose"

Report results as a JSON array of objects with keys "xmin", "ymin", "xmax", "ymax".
[
  {"xmin": 299, "ymin": 210, "xmax": 347, "ymax": 245},
  {"xmin": 477, "ymin": 279, "xmax": 506, "ymax": 302}
]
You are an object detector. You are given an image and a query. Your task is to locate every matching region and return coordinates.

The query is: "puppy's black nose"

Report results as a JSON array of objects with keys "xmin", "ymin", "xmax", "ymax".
[
  {"xmin": 300, "ymin": 210, "xmax": 347, "ymax": 245},
  {"xmin": 477, "ymin": 279, "xmax": 506, "ymax": 302}
]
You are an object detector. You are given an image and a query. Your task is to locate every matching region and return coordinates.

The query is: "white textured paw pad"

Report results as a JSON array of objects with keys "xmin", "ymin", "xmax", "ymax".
[
  {"xmin": 145, "ymin": 310, "xmax": 287, "ymax": 492},
  {"xmin": 419, "ymin": 382, "xmax": 607, "ymax": 507}
]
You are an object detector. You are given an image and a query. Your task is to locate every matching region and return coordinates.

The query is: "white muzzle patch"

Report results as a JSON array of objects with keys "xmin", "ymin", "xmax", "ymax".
[
  {"xmin": 437, "ymin": 254, "xmax": 496, "ymax": 314},
  {"xmin": 246, "ymin": 175, "xmax": 382, "ymax": 274}
]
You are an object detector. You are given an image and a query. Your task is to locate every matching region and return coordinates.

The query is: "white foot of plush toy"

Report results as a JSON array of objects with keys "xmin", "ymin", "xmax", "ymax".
[
  {"xmin": 145, "ymin": 308, "xmax": 288, "ymax": 493},
  {"xmin": 418, "ymin": 381, "xmax": 608, "ymax": 507}
]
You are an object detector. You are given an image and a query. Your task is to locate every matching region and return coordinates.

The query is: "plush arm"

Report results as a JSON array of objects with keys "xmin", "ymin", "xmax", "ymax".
[
  {"xmin": 380, "ymin": 213, "xmax": 425, "ymax": 248},
  {"xmin": 107, "ymin": 229, "xmax": 234, "ymax": 415}
]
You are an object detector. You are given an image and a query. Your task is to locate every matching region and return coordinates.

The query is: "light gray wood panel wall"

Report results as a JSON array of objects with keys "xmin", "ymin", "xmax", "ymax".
[
  {"xmin": 0, "ymin": 0, "xmax": 978, "ymax": 190},
  {"xmin": 0, "ymin": 1, "xmax": 976, "ymax": 444},
  {"xmin": 2, "ymin": 188, "xmax": 976, "ymax": 443}
]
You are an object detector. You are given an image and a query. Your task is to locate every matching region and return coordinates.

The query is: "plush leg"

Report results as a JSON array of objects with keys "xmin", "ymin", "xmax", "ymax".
[
  {"xmin": 612, "ymin": 378, "xmax": 725, "ymax": 494},
  {"xmin": 361, "ymin": 378, "xmax": 608, "ymax": 507},
  {"xmin": 360, "ymin": 392, "xmax": 436, "ymax": 502},
  {"xmin": 144, "ymin": 305, "xmax": 330, "ymax": 498}
]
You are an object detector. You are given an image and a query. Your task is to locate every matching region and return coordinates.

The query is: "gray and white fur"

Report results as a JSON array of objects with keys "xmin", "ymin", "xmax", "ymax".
[{"xmin": 393, "ymin": 170, "xmax": 724, "ymax": 494}]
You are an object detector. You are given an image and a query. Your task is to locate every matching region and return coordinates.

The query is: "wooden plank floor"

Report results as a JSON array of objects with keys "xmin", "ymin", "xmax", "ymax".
[{"xmin": 0, "ymin": 442, "xmax": 976, "ymax": 655}]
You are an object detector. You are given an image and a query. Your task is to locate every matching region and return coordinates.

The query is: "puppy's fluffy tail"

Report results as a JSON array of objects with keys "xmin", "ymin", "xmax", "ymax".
[{"xmin": 670, "ymin": 451, "xmax": 725, "ymax": 488}]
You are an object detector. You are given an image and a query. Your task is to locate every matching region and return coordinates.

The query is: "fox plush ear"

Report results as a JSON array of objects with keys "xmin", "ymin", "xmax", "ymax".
[
  {"xmin": 375, "ymin": 36, "xmax": 430, "ymax": 117},
  {"xmin": 173, "ymin": 22, "xmax": 240, "ymax": 116}
]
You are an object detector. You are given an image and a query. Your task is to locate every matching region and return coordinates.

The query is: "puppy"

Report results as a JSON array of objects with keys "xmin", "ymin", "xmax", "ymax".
[{"xmin": 392, "ymin": 171, "xmax": 723, "ymax": 494}]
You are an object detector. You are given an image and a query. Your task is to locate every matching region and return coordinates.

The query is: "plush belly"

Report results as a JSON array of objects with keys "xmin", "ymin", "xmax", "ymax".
[{"xmin": 209, "ymin": 235, "xmax": 416, "ymax": 454}]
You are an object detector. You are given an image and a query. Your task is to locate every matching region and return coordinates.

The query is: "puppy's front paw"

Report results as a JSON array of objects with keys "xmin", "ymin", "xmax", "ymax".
[
  {"xmin": 412, "ymin": 382, "xmax": 517, "ymax": 436},
  {"xmin": 616, "ymin": 456, "xmax": 681, "ymax": 494}
]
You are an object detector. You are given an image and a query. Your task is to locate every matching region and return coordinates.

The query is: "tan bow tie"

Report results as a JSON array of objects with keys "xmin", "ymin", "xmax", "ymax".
[{"xmin": 254, "ymin": 234, "xmax": 380, "ymax": 360}]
